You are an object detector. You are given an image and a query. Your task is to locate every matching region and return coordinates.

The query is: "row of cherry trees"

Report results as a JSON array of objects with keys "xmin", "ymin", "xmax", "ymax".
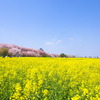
[{"xmin": 0, "ymin": 47, "xmax": 56, "ymax": 57}]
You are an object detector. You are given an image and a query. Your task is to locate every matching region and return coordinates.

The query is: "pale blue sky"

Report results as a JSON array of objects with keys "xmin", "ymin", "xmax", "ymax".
[{"xmin": 0, "ymin": 0, "xmax": 100, "ymax": 57}]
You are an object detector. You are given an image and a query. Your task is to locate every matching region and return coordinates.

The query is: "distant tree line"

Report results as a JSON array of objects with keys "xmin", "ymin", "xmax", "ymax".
[
  {"xmin": 0, "ymin": 48, "xmax": 55, "ymax": 58},
  {"xmin": 0, "ymin": 48, "xmax": 71, "ymax": 58},
  {"xmin": 1, "ymin": 47, "xmax": 98, "ymax": 58}
]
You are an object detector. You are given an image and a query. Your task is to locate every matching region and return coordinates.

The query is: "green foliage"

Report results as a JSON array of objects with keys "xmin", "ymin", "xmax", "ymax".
[
  {"xmin": 60, "ymin": 53, "xmax": 68, "ymax": 58},
  {"xmin": 0, "ymin": 48, "xmax": 9, "ymax": 57},
  {"xmin": 42, "ymin": 54, "xmax": 50, "ymax": 57},
  {"xmin": 7, "ymin": 52, "xmax": 13, "ymax": 57},
  {"xmin": 40, "ymin": 48, "xmax": 44, "ymax": 51}
]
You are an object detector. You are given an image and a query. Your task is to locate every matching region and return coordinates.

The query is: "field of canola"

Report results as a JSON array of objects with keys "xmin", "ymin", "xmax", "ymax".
[{"xmin": 0, "ymin": 57, "xmax": 100, "ymax": 100}]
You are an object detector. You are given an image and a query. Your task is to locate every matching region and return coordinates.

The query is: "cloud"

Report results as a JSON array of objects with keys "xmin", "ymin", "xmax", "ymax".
[{"xmin": 45, "ymin": 40, "xmax": 62, "ymax": 45}]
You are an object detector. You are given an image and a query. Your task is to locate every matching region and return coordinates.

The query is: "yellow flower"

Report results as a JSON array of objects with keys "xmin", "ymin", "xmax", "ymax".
[
  {"xmin": 33, "ymin": 97, "xmax": 36, "ymax": 100},
  {"xmin": 72, "ymin": 94, "xmax": 80, "ymax": 100},
  {"xmin": 83, "ymin": 88, "xmax": 88, "ymax": 95},
  {"xmin": 43, "ymin": 89, "xmax": 49, "ymax": 96},
  {"xmin": 43, "ymin": 97, "xmax": 48, "ymax": 100},
  {"xmin": 15, "ymin": 83, "xmax": 22, "ymax": 92},
  {"xmin": 38, "ymin": 80, "xmax": 43, "ymax": 86},
  {"xmin": 10, "ymin": 92, "xmax": 21, "ymax": 99}
]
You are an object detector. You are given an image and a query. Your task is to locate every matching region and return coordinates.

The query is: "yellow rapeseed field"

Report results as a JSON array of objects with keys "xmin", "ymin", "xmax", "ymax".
[{"xmin": 0, "ymin": 57, "xmax": 100, "ymax": 100}]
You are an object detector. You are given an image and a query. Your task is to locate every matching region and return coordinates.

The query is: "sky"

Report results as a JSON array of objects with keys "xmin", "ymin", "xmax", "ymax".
[{"xmin": 0, "ymin": 0, "xmax": 100, "ymax": 57}]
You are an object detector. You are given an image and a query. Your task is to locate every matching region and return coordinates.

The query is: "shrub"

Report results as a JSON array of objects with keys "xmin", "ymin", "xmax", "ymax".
[
  {"xmin": 60, "ymin": 53, "xmax": 68, "ymax": 58},
  {"xmin": 0, "ymin": 48, "xmax": 9, "ymax": 57}
]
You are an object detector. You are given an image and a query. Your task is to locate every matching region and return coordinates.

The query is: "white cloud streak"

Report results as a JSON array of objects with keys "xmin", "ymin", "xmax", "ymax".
[{"xmin": 45, "ymin": 40, "xmax": 62, "ymax": 45}]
